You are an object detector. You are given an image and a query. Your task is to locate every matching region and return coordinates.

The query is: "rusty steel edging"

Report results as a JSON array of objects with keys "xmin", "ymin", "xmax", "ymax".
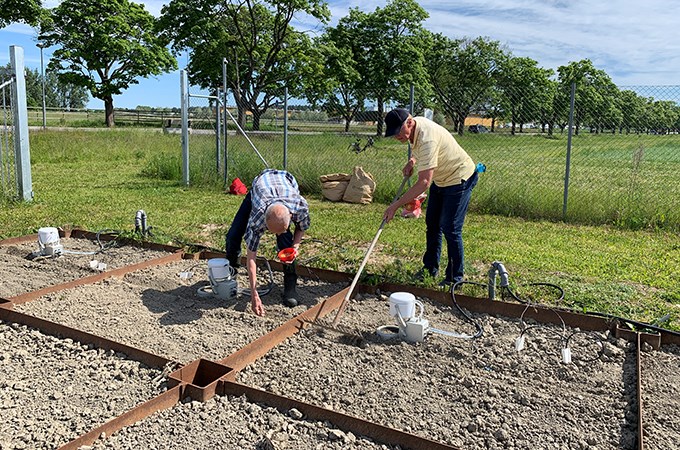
[
  {"xmin": 58, "ymin": 385, "xmax": 185, "ymax": 450},
  {"xmin": 0, "ymin": 307, "xmax": 175, "ymax": 369},
  {"xmin": 637, "ymin": 333, "xmax": 645, "ymax": 450},
  {"xmin": 218, "ymin": 380, "xmax": 460, "ymax": 450},
  {"xmin": 8, "ymin": 251, "xmax": 183, "ymax": 305},
  {"xmin": 218, "ymin": 287, "xmax": 349, "ymax": 372}
]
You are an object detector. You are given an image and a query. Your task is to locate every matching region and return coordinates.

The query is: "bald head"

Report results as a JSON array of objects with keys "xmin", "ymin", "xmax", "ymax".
[{"xmin": 265, "ymin": 202, "xmax": 291, "ymax": 235}]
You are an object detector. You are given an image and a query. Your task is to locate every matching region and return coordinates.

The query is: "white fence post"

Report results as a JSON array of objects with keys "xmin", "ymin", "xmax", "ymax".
[
  {"xmin": 181, "ymin": 69, "xmax": 190, "ymax": 186},
  {"xmin": 10, "ymin": 45, "xmax": 33, "ymax": 202}
]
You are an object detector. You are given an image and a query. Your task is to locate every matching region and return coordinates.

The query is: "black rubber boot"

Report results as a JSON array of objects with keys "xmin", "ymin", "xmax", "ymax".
[{"xmin": 282, "ymin": 261, "xmax": 298, "ymax": 307}]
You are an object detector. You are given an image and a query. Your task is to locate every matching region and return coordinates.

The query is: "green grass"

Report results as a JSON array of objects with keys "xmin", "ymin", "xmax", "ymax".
[{"xmin": 1, "ymin": 129, "xmax": 679, "ymax": 332}]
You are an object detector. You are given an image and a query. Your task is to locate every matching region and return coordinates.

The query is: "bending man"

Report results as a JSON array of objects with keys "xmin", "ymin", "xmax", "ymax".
[{"xmin": 225, "ymin": 169, "xmax": 310, "ymax": 316}]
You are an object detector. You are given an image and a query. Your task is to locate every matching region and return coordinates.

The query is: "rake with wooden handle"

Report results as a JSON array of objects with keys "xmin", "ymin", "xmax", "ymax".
[{"xmin": 330, "ymin": 174, "xmax": 410, "ymax": 327}]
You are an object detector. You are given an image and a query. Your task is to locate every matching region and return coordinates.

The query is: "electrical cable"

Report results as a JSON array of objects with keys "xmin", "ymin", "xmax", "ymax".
[{"xmin": 444, "ymin": 280, "xmax": 485, "ymax": 340}]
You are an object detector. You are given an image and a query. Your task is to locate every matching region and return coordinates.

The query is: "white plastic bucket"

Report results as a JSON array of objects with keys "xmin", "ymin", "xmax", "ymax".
[
  {"xmin": 389, "ymin": 292, "xmax": 423, "ymax": 320},
  {"xmin": 207, "ymin": 258, "xmax": 231, "ymax": 282},
  {"xmin": 38, "ymin": 227, "xmax": 60, "ymax": 246}
]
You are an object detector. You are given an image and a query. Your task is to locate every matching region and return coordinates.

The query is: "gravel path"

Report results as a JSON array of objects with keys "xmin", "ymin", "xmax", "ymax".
[
  {"xmin": 0, "ymin": 321, "xmax": 165, "ymax": 450},
  {"xmin": 2, "ymin": 240, "xmax": 679, "ymax": 450}
]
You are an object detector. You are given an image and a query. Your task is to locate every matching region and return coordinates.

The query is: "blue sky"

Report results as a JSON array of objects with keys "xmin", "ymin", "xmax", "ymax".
[{"xmin": 1, "ymin": 0, "xmax": 678, "ymax": 110}]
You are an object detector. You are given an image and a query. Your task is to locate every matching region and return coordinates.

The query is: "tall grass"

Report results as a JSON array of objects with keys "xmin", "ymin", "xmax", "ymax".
[{"xmin": 147, "ymin": 130, "xmax": 680, "ymax": 230}]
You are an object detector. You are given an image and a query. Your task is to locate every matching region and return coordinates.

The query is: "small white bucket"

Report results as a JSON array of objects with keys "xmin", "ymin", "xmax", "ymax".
[
  {"xmin": 207, "ymin": 258, "xmax": 231, "ymax": 282},
  {"xmin": 389, "ymin": 292, "xmax": 423, "ymax": 320},
  {"xmin": 38, "ymin": 227, "xmax": 60, "ymax": 246}
]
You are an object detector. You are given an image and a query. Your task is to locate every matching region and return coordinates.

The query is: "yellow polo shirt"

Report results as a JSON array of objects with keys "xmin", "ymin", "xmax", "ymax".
[{"xmin": 411, "ymin": 117, "xmax": 476, "ymax": 187}]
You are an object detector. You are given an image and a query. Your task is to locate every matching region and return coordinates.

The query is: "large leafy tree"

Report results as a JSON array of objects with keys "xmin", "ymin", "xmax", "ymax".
[
  {"xmin": 556, "ymin": 59, "xmax": 620, "ymax": 135},
  {"xmin": 0, "ymin": 0, "xmax": 44, "ymax": 27},
  {"xmin": 319, "ymin": 9, "xmax": 369, "ymax": 132},
  {"xmin": 158, "ymin": 0, "xmax": 330, "ymax": 131},
  {"xmin": 361, "ymin": 0, "xmax": 430, "ymax": 135},
  {"xmin": 426, "ymin": 34, "xmax": 509, "ymax": 135},
  {"xmin": 39, "ymin": 0, "xmax": 177, "ymax": 127},
  {"xmin": 496, "ymin": 56, "xmax": 553, "ymax": 134},
  {"xmin": 322, "ymin": 1, "xmax": 430, "ymax": 135}
]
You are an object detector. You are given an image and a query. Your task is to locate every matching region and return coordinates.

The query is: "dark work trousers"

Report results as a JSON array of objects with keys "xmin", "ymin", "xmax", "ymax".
[
  {"xmin": 225, "ymin": 192, "xmax": 294, "ymax": 267},
  {"xmin": 422, "ymin": 170, "xmax": 478, "ymax": 283}
]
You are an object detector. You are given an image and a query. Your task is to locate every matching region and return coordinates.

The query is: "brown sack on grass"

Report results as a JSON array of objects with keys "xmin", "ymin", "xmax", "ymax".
[
  {"xmin": 319, "ymin": 173, "xmax": 351, "ymax": 183},
  {"xmin": 342, "ymin": 166, "xmax": 376, "ymax": 204},
  {"xmin": 321, "ymin": 180, "xmax": 350, "ymax": 202}
]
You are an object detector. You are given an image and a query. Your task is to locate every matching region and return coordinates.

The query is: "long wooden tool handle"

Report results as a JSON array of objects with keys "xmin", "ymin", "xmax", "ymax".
[{"xmin": 331, "ymin": 175, "xmax": 410, "ymax": 327}]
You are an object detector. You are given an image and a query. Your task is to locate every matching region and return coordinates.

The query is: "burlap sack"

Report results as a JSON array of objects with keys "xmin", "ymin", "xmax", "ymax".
[
  {"xmin": 342, "ymin": 166, "xmax": 376, "ymax": 204},
  {"xmin": 321, "ymin": 180, "xmax": 350, "ymax": 202},
  {"xmin": 320, "ymin": 173, "xmax": 350, "ymax": 202},
  {"xmin": 320, "ymin": 173, "xmax": 351, "ymax": 183}
]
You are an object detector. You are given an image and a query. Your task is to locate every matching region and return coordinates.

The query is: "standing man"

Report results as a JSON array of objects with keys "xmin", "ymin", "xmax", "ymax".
[
  {"xmin": 225, "ymin": 169, "xmax": 310, "ymax": 316},
  {"xmin": 383, "ymin": 108, "xmax": 478, "ymax": 288}
]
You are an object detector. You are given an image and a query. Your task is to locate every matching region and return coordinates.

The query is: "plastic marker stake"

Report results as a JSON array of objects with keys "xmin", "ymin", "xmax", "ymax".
[
  {"xmin": 561, "ymin": 347, "xmax": 572, "ymax": 364},
  {"xmin": 515, "ymin": 336, "xmax": 525, "ymax": 352}
]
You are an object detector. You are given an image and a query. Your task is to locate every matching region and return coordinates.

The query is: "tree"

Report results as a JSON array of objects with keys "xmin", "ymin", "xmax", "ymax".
[
  {"xmin": 360, "ymin": 0, "xmax": 431, "ymax": 135},
  {"xmin": 158, "ymin": 0, "xmax": 330, "ymax": 131},
  {"xmin": 556, "ymin": 59, "xmax": 620, "ymax": 135},
  {"xmin": 496, "ymin": 56, "xmax": 553, "ymax": 135},
  {"xmin": 39, "ymin": 0, "xmax": 177, "ymax": 127},
  {"xmin": 318, "ymin": 10, "xmax": 368, "ymax": 132},
  {"xmin": 426, "ymin": 34, "xmax": 509, "ymax": 135},
  {"xmin": 0, "ymin": 0, "xmax": 44, "ymax": 27}
]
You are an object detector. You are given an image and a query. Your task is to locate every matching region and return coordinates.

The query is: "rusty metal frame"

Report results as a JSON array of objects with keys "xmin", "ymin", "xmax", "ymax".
[{"xmin": 2, "ymin": 229, "xmax": 678, "ymax": 450}]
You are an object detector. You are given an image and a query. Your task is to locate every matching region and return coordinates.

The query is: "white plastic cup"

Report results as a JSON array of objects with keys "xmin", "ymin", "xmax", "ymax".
[
  {"xmin": 207, "ymin": 258, "xmax": 231, "ymax": 282},
  {"xmin": 388, "ymin": 292, "xmax": 423, "ymax": 320},
  {"xmin": 38, "ymin": 227, "xmax": 60, "ymax": 246}
]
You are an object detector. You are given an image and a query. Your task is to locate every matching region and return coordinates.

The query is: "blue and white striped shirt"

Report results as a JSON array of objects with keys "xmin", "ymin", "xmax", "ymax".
[{"xmin": 245, "ymin": 169, "xmax": 310, "ymax": 251}]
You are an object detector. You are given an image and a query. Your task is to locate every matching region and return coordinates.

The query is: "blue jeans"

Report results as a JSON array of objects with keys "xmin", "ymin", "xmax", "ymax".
[
  {"xmin": 423, "ymin": 171, "xmax": 478, "ymax": 283},
  {"xmin": 225, "ymin": 192, "xmax": 293, "ymax": 267}
]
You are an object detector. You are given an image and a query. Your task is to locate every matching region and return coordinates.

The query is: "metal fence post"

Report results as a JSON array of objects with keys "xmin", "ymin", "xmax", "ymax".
[
  {"xmin": 283, "ymin": 86, "xmax": 288, "ymax": 170},
  {"xmin": 180, "ymin": 70, "xmax": 190, "ymax": 186},
  {"xmin": 10, "ymin": 46, "xmax": 33, "ymax": 202},
  {"xmin": 408, "ymin": 83, "xmax": 415, "ymax": 162},
  {"xmin": 216, "ymin": 89, "xmax": 221, "ymax": 174},
  {"xmin": 563, "ymin": 81, "xmax": 576, "ymax": 220},
  {"xmin": 222, "ymin": 58, "xmax": 228, "ymax": 186}
]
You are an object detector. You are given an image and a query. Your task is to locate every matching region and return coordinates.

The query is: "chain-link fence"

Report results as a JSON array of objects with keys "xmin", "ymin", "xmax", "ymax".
[
  {"xmin": 182, "ymin": 77, "xmax": 680, "ymax": 230},
  {"xmin": 1, "ymin": 75, "xmax": 18, "ymax": 201}
]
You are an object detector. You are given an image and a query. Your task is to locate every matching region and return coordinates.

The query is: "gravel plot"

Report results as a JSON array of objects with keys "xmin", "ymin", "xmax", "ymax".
[
  {"xmin": 0, "ymin": 321, "xmax": 165, "ymax": 450},
  {"xmin": 3, "ymin": 243, "xmax": 680, "ymax": 450},
  {"xmin": 89, "ymin": 394, "xmax": 395, "ymax": 450},
  {"xmin": 0, "ymin": 238, "xmax": 171, "ymax": 299},
  {"xmin": 14, "ymin": 259, "xmax": 346, "ymax": 364},
  {"xmin": 239, "ymin": 293, "xmax": 638, "ymax": 450},
  {"xmin": 640, "ymin": 344, "xmax": 680, "ymax": 450}
]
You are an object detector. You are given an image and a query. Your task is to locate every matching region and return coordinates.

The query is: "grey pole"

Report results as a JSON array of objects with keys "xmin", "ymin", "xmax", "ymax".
[
  {"xmin": 215, "ymin": 89, "xmax": 221, "ymax": 173},
  {"xmin": 10, "ymin": 46, "xmax": 33, "ymax": 201},
  {"xmin": 563, "ymin": 82, "xmax": 576, "ymax": 220},
  {"xmin": 408, "ymin": 83, "xmax": 414, "ymax": 161},
  {"xmin": 222, "ymin": 58, "xmax": 228, "ymax": 186},
  {"xmin": 180, "ymin": 70, "xmax": 190, "ymax": 186},
  {"xmin": 283, "ymin": 86, "xmax": 288, "ymax": 170},
  {"xmin": 39, "ymin": 44, "xmax": 46, "ymax": 130}
]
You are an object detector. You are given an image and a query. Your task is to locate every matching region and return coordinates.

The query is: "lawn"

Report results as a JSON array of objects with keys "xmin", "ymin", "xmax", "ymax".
[{"xmin": 1, "ymin": 128, "xmax": 679, "ymax": 331}]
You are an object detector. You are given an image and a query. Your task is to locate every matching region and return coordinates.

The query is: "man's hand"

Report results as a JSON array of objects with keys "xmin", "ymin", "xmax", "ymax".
[
  {"xmin": 402, "ymin": 158, "xmax": 416, "ymax": 177},
  {"xmin": 251, "ymin": 291, "xmax": 265, "ymax": 316},
  {"xmin": 383, "ymin": 203, "xmax": 399, "ymax": 223}
]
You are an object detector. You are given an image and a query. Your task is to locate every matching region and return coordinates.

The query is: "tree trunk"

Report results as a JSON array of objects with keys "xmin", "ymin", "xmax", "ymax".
[
  {"xmin": 252, "ymin": 109, "xmax": 261, "ymax": 131},
  {"xmin": 104, "ymin": 96, "xmax": 115, "ymax": 127},
  {"xmin": 376, "ymin": 97, "xmax": 384, "ymax": 136}
]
